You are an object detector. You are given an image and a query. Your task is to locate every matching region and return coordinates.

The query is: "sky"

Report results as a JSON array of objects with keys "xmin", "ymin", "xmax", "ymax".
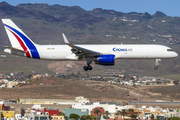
[{"xmin": 1, "ymin": 0, "xmax": 180, "ymax": 17}]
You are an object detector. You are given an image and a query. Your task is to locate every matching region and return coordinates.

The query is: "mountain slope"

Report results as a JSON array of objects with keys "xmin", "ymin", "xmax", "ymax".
[
  {"xmin": 17, "ymin": 3, "xmax": 104, "ymax": 28},
  {"xmin": 0, "ymin": 77, "xmax": 174, "ymax": 102},
  {"xmin": 0, "ymin": 2, "xmax": 58, "ymax": 22}
]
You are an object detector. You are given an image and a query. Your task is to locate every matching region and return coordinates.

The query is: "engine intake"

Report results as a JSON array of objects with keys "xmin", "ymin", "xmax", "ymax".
[{"xmin": 94, "ymin": 54, "xmax": 115, "ymax": 65}]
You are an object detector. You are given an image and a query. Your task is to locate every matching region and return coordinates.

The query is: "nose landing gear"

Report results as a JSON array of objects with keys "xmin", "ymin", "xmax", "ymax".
[{"xmin": 154, "ymin": 59, "xmax": 161, "ymax": 70}]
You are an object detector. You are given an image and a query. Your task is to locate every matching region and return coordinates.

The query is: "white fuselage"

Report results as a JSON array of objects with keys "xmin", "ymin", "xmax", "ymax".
[{"xmin": 35, "ymin": 44, "xmax": 178, "ymax": 60}]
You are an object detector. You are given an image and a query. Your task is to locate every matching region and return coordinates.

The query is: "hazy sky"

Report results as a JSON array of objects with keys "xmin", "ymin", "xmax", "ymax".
[{"xmin": 1, "ymin": 0, "xmax": 180, "ymax": 17}]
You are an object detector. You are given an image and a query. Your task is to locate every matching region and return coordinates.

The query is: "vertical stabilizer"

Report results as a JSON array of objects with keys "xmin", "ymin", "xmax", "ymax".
[
  {"xmin": 2, "ymin": 19, "xmax": 36, "ymax": 48},
  {"xmin": 2, "ymin": 19, "xmax": 40, "ymax": 59}
]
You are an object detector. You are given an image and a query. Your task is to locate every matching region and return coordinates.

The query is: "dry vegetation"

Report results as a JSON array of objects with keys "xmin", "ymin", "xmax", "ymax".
[
  {"xmin": 147, "ymin": 85, "xmax": 180, "ymax": 100},
  {"xmin": 0, "ymin": 78, "xmax": 178, "ymax": 102}
]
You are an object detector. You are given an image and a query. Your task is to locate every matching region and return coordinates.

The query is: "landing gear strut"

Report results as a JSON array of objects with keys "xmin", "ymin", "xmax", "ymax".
[
  {"xmin": 154, "ymin": 59, "xmax": 161, "ymax": 70},
  {"xmin": 83, "ymin": 57, "xmax": 92, "ymax": 71}
]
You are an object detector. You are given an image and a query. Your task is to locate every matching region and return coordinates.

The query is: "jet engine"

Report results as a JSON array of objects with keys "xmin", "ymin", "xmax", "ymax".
[{"xmin": 94, "ymin": 54, "xmax": 115, "ymax": 65}]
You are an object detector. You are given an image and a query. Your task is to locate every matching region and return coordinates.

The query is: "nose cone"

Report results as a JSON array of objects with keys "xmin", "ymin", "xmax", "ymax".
[{"xmin": 173, "ymin": 52, "xmax": 178, "ymax": 58}]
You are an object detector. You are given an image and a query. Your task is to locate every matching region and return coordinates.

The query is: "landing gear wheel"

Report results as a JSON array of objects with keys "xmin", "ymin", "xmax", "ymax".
[
  {"xmin": 154, "ymin": 66, "xmax": 158, "ymax": 70},
  {"xmin": 88, "ymin": 66, "xmax": 92, "ymax": 70},
  {"xmin": 83, "ymin": 66, "xmax": 88, "ymax": 71}
]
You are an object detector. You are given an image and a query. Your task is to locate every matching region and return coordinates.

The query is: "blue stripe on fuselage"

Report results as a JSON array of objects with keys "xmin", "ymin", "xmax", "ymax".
[{"xmin": 4, "ymin": 24, "xmax": 40, "ymax": 59}]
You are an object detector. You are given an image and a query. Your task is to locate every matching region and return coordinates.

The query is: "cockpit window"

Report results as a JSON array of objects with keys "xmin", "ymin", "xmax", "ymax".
[{"xmin": 167, "ymin": 49, "xmax": 174, "ymax": 52}]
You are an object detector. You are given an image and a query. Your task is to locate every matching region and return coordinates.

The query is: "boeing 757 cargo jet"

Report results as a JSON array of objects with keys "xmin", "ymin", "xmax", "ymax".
[{"xmin": 2, "ymin": 19, "xmax": 178, "ymax": 71}]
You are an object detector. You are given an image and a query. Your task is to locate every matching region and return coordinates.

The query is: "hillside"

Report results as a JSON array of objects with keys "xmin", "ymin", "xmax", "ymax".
[
  {"xmin": 0, "ymin": 77, "xmax": 176, "ymax": 102},
  {"xmin": 0, "ymin": 2, "xmax": 179, "ymax": 79},
  {"xmin": 148, "ymin": 85, "xmax": 180, "ymax": 100}
]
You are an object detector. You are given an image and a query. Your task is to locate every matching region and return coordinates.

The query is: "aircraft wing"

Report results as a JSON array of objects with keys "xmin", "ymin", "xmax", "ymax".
[{"xmin": 62, "ymin": 33, "xmax": 101, "ymax": 58}]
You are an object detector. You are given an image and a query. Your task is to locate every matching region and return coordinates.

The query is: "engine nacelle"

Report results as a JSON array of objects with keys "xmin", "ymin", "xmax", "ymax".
[{"xmin": 94, "ymin": 54, "xmax": 115, "ymax": 65}]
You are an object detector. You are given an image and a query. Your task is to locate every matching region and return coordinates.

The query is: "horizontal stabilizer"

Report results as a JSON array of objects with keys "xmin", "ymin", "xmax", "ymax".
[{"xmin": 4, "ymin": 46, "xmax": 25, "ymax": 53}]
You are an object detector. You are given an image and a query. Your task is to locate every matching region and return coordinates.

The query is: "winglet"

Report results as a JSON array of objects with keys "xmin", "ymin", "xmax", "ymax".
[{"xmin": 62, "ymin": 33, "xmax": 69, "ymax": 44}]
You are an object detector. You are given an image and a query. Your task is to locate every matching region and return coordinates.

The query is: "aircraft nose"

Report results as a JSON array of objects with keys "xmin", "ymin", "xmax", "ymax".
[{"xmin": 173, "ymin": 52, "xmax": 178, "ymax": 58}]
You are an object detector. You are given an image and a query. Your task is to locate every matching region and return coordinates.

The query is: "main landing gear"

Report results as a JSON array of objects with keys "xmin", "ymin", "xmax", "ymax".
[
  {"xmin": 154, "ymin": 59, "xmax": 161, "ymax": 70},
  {"xmin": 83, "ymin": 66, "xmax": 92, "ymax": 71},
  {"xmin": 83, "ymin": 57, "xmax": 92, "ymax": 71}
]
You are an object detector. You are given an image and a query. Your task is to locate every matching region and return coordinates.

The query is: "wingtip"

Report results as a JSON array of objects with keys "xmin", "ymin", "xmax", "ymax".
[{"xmin": 62, "ymin": 33, "xmax": 69, "ymax": 44}]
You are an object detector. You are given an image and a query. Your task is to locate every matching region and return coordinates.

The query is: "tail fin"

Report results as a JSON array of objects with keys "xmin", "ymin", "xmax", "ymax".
[{"xmin": 2, "ymin": 19, "xmax": 40, "ymax": 59}]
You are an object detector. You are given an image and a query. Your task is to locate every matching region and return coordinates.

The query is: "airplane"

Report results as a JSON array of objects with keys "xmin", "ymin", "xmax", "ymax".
[{"xmin": 2, "ymin": 19, "xmax": 178, "ymax": 71}]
